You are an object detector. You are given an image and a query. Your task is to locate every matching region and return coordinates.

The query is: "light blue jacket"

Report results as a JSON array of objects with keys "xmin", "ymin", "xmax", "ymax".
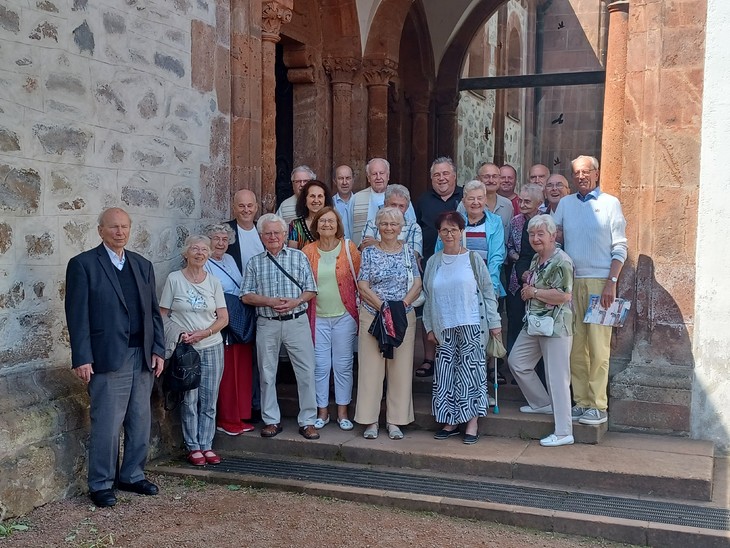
[{"xmin": 434, "ymin": 205, "xmax": 506, "ymax": 297}]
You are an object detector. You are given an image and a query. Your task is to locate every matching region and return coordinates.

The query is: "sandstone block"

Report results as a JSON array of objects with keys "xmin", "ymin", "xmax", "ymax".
[{"xmin": 0, "ymin": 164, "xmax": 41, "ymax": 213}]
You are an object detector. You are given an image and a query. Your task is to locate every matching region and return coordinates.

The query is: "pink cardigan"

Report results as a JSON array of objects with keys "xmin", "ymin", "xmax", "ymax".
[{"xmin": 302, "ymin": 239, "xmax": 361, "ymax": 341}]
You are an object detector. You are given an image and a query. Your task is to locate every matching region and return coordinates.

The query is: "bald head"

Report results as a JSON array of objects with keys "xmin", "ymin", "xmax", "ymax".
[
  {"xmin": 232, "ymin": 189, "xmax": 259, "ymax": 228},
  {"xmin": 529, "ymin": 164, "xmax": 550, "ymax": 186}
]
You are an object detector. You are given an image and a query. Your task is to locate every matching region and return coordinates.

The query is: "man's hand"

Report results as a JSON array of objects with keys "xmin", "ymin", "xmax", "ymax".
[
  {"xmin": 426, "ymin": 331, "xmax": 438, "ymax": 345},
  {"xmin": 73, "ymin": 363, "xmax": 94, "ymax": 383},
  {"xmin": 360, "ymin": 236, "xmax": 377, "ymax": 249},
  {"xmin": 272, "ymin": 297, "xmax": 300, "ymax": 314},
  {"xmin": 601, "ymin": 281, "xmax": 617, "ymax": 309},
  {"xmin": 152, "ymin": 354, "xmax": 165, "ymax": 378}
]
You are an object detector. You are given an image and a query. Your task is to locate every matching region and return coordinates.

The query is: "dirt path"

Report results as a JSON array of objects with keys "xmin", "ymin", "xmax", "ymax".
[{"xmin": 1, "ymin": 474, "xmax": 636, "ymax": 547}]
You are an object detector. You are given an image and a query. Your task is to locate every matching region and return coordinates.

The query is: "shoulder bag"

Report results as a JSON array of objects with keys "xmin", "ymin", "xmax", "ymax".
[{"xmin": 403, "ymin": 244, "xmax": 426, "ymax": 307}]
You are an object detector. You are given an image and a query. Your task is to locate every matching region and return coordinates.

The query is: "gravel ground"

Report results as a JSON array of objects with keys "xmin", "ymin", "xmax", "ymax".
[{"xmin": 0, "ymin": 474, "xmax": 639, "ymax": 548}]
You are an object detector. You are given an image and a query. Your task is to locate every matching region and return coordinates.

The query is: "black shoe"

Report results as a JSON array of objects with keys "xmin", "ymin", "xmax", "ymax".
[
  {"xmin": 249, "ymin": 408, "xmax": 262, "ymax": 424},
  {"xmin": 89, "ymin": 488, "xmax": 117, "ymax": 507},
  {"xmin": 117, "ymin": 479, "xmax": 159, "ymax": 496}
]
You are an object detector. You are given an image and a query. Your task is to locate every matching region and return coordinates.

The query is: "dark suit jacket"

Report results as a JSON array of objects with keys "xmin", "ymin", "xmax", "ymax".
[
  {"xmin": 226, "ymin": 219, "xmax": 244, "ymax": 274},
  {"xmin": 65, "ymin": 244, "xmax": 165, "ymax": 373}
]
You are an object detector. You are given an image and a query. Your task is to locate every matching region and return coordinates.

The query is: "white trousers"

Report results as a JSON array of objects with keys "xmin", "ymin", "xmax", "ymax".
[{"xmin": 314, "ymin": 313, "xmax": 357, "ymax": 408}]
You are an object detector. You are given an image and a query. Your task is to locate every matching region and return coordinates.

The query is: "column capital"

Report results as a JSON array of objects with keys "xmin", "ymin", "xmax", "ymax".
[
  {"xmin": 362, "ymin": 58, "xmax": 398, "ymax": 86},
  {"xmin": 323, "ymin": 57, "xmax": 360, "ymax": 84},
  {"xmin": 262, "ymin": 0, "xmax": 293, "ymax": 42},
  {"xmin": 435, "ymin": 91, "xmax": 460, "ymax": 114},
  {"xmin": 607, "ymin": 0, "xmax": 629, "ymax": 14}
]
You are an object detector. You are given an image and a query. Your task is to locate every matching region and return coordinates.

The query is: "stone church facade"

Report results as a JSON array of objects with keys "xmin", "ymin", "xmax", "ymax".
[{"xmin": 1, "ymin": 0, "xmax": 727, "ymax": 518}]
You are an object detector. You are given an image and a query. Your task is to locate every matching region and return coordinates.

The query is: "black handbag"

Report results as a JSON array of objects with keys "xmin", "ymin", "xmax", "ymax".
[
  {"xmin": 163, "ymin": 336, "xmax": 201, "ymax": 410},
  {"xmin": 223, "ymin": 292, "xmax": 256, "ymax": 344}
]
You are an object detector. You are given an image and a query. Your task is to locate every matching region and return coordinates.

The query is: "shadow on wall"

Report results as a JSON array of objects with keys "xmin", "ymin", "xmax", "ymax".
[{"xmin": 609, "ymin": 254, "xmax": 697, "ymax": 436}]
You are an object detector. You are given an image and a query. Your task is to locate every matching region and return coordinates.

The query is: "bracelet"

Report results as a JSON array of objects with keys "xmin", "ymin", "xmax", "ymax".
[
  {"xmin": 208, "ymin": 328, "xmax": 213, "ymax": 337},
  {"xmin": 534, "ymin": 288, "xmax": 538, "ymax": 298}
]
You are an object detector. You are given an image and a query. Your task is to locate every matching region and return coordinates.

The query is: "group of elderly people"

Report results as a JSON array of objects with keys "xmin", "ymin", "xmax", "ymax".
[{"xmin": 160, "ymin": 153, "xmax": 621, "ymax": 464}]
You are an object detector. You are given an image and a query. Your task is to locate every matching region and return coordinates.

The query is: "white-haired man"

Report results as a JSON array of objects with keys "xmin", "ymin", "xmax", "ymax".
[
  {"xmin": 241, "ymin": 213, "xmax": 319, "ymax": 440},
  {"xmin": 276, "ymin": 165, "xmax": 316, "ymax": 224},
  {"xmin": 350, "ymin": 157, "xmax": 416, "ymax": 246},
  {"xmin": 553, "ymin": 155, "xmax": 627, "ymax": 426}
]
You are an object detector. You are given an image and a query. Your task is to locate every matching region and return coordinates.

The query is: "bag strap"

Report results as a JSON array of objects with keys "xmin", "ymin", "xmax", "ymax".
[
  {"xmin": 266, "ymin": 252, "xmax": 304, "ymax": 291},
  {"xmin": 207, "ymin": 260, "xmax": 240, "ymax": 289},
  {"xmin": 344, "ymin": 239, "xmax": 358, "ymax": 287}
]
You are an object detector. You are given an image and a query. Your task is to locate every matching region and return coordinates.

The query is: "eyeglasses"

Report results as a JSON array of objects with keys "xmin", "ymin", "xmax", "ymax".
[
  {"xmin": 262, "ymin": 231, "xmax": 284, "ymax": 238},
  {"xmin": 318, "ymin": 218, "xmax": 337, "ymax": 225},
  {"xmin": 545, "ymin": 183, "xmax": 565, "ymax": 189},
  {"xmin": 188, "ymin": 246, "xmax": 209, "ymax": 253},
  {"xmin": 292, "ymin": 179, "xmax": 311, "ymax": 185},
  {"xmin": 378, "ymin": 222, "xmax": 401, "ymax": 228},
  {"xmin": 439, "ymin": 228, "xmax": 460, "ymax": 236},
  {"xmin": 573, "ymin": 169, "xmax": 596, "ymax": 177},
  {"xmin": 210, "ymin": 236, "xmax": 229, "ymax": 242}
]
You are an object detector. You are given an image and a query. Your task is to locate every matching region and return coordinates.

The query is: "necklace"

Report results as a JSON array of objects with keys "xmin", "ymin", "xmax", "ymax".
[
  {"xmin": 378, "ymin": 242, "xmax": 402, "ymax": 253},
  {"xmin": 185, "ymin": 268, "xmax": 205, "ymax": 284},
  {"xmin": 441, "ymin": 245, "xmax": 463, "ymax": 265}
]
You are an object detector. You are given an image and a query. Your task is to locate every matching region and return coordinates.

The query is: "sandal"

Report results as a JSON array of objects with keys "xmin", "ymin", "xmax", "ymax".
[
  {"xmin": 337, "ymin": 418, "xmax": 354, "ymax": 431},
  {"xmin": 363, "ymin": 424, "xmax": 379, "ymax": 439},
  {"xmin": 314, "ymin": 415, "xmax": 330, "ymax": 429},
  {"xmin": 387, "ymin": 423, "xmax": 404, "ymax": 440},
  {"xmin": 415, "ymin": 359, "xmax": 435, "ymax": 377}
]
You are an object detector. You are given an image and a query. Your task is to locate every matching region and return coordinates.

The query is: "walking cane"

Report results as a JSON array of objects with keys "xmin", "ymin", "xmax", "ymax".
[{"xmin": 492, "ymin": 356, "xmax": 500, "ymax": 414}]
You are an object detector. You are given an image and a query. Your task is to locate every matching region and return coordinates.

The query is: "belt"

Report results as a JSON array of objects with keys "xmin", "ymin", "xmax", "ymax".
[{"xmin": 267, "ymin": 310, "xmax": 306, "ymax": 321}]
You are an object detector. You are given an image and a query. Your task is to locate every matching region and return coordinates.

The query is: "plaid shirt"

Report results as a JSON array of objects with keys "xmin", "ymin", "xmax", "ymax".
[
  {"xmin": 241, "ymin": 246, "xmax": 317, "ymax": 318},
  {"xmin": 361, "ymin": 219, "xmax": 423, "ymax": 256}
]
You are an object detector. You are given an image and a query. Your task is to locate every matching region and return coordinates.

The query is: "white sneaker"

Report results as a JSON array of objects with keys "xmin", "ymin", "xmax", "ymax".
[
  {"xmin": 519, "ymin": 404, "xmax": 553, "ymax": 414},
  {"xmin": 540, "ymin": 434, "xmax": 575, "ymax": 447},
  {"xmin": 578, "ymin": 408, "xmax": 607, "ymax": 425},
  {"xmin": 571, "ymin": 405, "xmax": 589, "ymax": 421}
]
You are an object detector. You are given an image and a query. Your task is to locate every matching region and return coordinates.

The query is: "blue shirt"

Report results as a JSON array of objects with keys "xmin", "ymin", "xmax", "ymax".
[{"xmin": 334, "ymin": 193, "xmax": 354, "ymax": 239}]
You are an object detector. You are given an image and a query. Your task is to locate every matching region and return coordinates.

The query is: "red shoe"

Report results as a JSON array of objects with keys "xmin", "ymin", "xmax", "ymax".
[
  {"xmin": 203, "ymin": 450, "xmax": 221, "ymax": 465},
  {"xmin": 240, "ymin": 422, "xmax": 255, "ymax": 432},
  {"xmin": 187, "ymin": 450, "xmax": 205, "ymax": 466}
]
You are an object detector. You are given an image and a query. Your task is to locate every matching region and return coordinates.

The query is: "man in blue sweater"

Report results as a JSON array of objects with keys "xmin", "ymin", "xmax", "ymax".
[{"xmin": 553, "ymin": 156, "xmax": 627, "ymax": 426}]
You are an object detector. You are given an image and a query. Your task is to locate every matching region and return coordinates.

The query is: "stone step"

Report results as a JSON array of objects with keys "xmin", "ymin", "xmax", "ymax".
[
  {"xmin": 209, "ymin": 420, "xmax": 715, "ymax": 502},
  {"xmin": 275, "ymin": 383, "xmax": 607, "ymax": 444}
]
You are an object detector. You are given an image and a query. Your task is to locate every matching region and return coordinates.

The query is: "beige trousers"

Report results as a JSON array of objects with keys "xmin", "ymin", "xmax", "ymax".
[{"xmin": 354, "ymin": 308, "xmax": 416, "ymax": 426}]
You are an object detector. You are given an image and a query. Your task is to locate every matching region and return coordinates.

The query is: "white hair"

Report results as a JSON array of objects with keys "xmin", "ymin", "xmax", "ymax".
[{"xmin": 256, "ymin": 213, "xmax": 287, "ymax": 234}]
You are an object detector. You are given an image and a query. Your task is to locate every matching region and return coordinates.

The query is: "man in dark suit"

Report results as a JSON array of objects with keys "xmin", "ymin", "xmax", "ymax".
[{"xmin": 65, "ymin": 207, "xmax": 165, "ymax": 508}]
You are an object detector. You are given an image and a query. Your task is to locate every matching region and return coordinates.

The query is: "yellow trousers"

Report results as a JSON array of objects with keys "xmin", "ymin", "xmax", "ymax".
[{"xmin": 570, "ymin": 278, "xmax": 612, "ymax": 411}]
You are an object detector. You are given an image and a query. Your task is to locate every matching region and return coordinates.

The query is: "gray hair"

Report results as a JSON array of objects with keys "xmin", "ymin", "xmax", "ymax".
[
  {"xmin": 384, "ymin": 184, "xmax": 411, "ymax": 205},
  {"xmin": 571, "ymin": 155, "xmax": 599, "ymax": 171},
  {"xmin": 97, "ymin": 207, "xmax": 130, "ymax": 227},
  {"xmin": 366, "ymin": 157, "xmax": 390, "ymax": 176},
  {"xmin": 430, "ymin": 156, "xmax": 457, "ymax": 177},
  {"xmin": 181, "ymin": 234, "xmax": 211, "ymax": 256},
  {"xmin": 520, "ymin": 183, "xmax": 544, "ymax": 204},
  {"xmin": 256, "ymin": 213, "xmax": 287, "ymax": 234},
  {"xmin": 463, "ymin": 179, "xmax": 486, "ymax": 195},
  {"xmin": 291, "ymin": 165, "xmax": 316, "ymax": 181},
  {"xmin": 527, "ymin": 214, "xmax": 557, "ymax": 236},
  {"xmin": 204, "ymin": 223, "xmax": 235, "ymax": 245},
  {"xmin": 375, "ymin": 206, "xmax": 405, "ymax": 228}
]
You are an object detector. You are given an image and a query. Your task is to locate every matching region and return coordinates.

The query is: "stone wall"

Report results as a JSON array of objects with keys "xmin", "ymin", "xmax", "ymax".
[
  {"xmin": 692, "ymin": 0, "xmax": 728, "ymax": 451},
  {"xmin": 0, "ymin": 0, "xmax": 231, "ymax": 518}
]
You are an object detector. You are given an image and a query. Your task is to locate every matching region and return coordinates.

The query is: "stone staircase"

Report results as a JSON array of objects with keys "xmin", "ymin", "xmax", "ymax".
[{"xmin": 152, "ymin": 375, "xmax": 729, "ymax": 547}]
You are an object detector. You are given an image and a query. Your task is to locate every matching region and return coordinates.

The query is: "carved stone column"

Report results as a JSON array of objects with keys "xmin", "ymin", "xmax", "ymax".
[
  {"xmin": 261, "ymin": 0, "xmax": 292, "ymax": 212},
  {"xmin": 408, "ymin": 92, "xmax": 431, "ymax": 195},
  {"xmin": 599, "ymin": 0, "xmax": 629, "ymax": 198},
  {"xmin": 324, "ymin": 57, "xmax": 359, "ymax": 167},
  {"xmin": 363, "ymin": 59, "xmax": 398, "ymax": 160},
  {"xmin": 435, "ymin": 92, "xmax": 460, "ymax": 160}
]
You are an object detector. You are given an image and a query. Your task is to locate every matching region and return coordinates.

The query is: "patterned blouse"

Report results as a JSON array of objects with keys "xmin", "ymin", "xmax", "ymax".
[
  {"xmin": 288, "ymin": 217, "xmax": 315, "ymax": 249},
  {"xmin": 358, "ymin": 244, "xmax": 420, "ymax": 316},
  {"xmin": 525, "ymin": 248, "xmax": 574, "ymax": 338}
]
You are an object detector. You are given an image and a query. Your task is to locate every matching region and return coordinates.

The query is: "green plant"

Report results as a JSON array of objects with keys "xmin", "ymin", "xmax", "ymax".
[{"xmin": 0, "ymin": 521, "xmax": 29, "ymax": 538}]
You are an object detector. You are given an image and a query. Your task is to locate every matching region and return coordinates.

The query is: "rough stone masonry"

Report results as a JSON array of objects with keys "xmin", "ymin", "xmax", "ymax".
[{"xmin": 0, "ymin": 0, "xmax": 232, "ymax": 518}]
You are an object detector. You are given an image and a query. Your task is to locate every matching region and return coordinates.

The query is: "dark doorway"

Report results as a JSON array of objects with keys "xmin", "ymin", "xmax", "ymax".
[{"xmin": 275, "ymin": 42, "xmax": 294, "ymax": 208}]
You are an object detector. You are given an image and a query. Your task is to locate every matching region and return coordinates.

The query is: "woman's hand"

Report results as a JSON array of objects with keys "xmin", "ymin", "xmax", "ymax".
[
  {"xmin": 426, "ymin": 331, "xmax": 438, "ymax": 345},
  {"xmin": 181, "ymin": 330, "xmax": 210, "ymax": 345},
  {"xmin": 489, "ymin": 328, "xmax": 502, "ymax": 338},
  {"xmin": 520, "ymin": 284, "xmax": 537, "ymax": 302}
]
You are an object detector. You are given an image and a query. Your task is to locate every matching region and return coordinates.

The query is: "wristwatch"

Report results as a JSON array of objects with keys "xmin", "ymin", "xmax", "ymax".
[{"xmin": 609, "ymin": 276, "xmax": 618, "ymax": 283}]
